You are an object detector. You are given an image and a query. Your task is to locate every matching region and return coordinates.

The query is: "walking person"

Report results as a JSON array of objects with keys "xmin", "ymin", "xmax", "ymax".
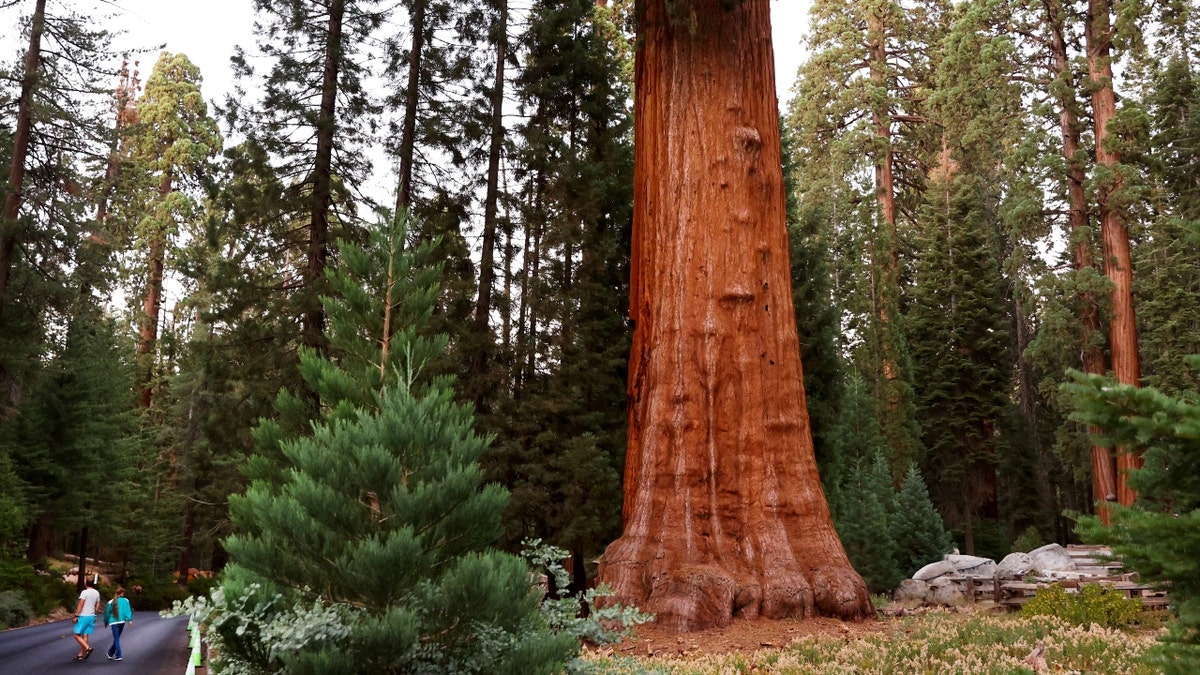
[
  {"xmin": 71, "ymin": 577, "xmax": 102, "ymax": 661},
  {"xmin": 104, "ymin": 586, "xmax": 133, "ymax": 661}
]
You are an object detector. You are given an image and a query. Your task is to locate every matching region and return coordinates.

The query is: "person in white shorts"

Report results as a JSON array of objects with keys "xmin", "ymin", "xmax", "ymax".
[{"xmin": 72, "ymin": 577, "xmax": 102, "ymax": 661}]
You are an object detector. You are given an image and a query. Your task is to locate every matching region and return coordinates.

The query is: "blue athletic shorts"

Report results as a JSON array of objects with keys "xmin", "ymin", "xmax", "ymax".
[{"xmin": 73, "ymin": 615, "xmax": 96, "ymax": 635}]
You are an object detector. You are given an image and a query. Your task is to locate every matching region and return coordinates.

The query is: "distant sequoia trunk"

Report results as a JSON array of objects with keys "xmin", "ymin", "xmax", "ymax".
[{"xmin": 597, "ymin": 0, "xmax": 872, "ymax": 632}]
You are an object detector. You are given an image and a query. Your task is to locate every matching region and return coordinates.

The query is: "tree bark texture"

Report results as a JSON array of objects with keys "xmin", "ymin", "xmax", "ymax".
[
  {"xmin": 1046, "ymin": 0, "xmax": 1116, "ymax": 521},
  {"xmin": 597, "ymin": 0, "xmax": 871, "ymax": 632},
  {"xmin": 1086, "ymin": 0, "xmax": 1141, "ymax": 506},
  {"xmin": 305, "ymin": 0, "xmax": 345, "ymax": 355},
  {"xmin": 0, "ymin": 0, "xmax": 46, "ymax": 327},
  {"xmin": 394, "ymin": 0, "xmax": 426, "ymax": 216},
  {"xmin": 138, "ymin": 172, "xmax": 172, "ymax": 410},
  {"xmin": 470, "ymin": 0, "xmax": 508, "ymax": 411}
]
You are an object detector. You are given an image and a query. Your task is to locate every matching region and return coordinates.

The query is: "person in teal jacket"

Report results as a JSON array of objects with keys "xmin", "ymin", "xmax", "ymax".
[{"xmin": 103, "ymin": 586, "xmax": 133, "ymax": 661}]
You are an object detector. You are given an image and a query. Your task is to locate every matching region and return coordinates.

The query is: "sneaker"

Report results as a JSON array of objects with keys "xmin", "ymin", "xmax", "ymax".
[{"xmin": 114, "ymin": 657, "xmax": 122, "ymax": 661}]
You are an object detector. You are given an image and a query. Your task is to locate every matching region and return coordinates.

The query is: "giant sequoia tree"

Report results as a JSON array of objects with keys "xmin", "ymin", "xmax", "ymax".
[{"xmin": 597, "ymin": 0, "xmax": 871, "ymax": 631}]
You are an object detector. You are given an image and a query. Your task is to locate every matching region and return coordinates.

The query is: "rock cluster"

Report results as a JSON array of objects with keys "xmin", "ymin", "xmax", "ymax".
[{"xmin": 893, "ymin": 544, "xmax": 1089, "ymax": 607}]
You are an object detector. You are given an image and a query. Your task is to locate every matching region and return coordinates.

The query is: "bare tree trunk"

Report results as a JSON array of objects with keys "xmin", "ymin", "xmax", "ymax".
[
  {"xmin": 1044, "ymin": 0, "xmax": 1118, "ymax": 521},
  {"xmin": 305, "ymin": 0, "xmax": 345, "ymax": 354},
  {"xmin": 1086, "ymin": 0, "xmax": 1141, "ymax": 506},
  {"xmin": 176, "ymin": 500, "xmax": 195, "ymax": 585},
  {"xmin": 138, "ymin": 172, "xmax": 172, "ymax": 409},
  {"xmin": 394, "ymin": 0, "xmax": 426, "ymax": 215},
  {"xmin": 76, "ymin": 526, "xmax": 89, "ymax": 593},
  {"xmin": 26, "ymin": 513, "xmax": 52, "ymax": 565},
  {"xmin": 597, "ymin": 0, "xmax": 871, "ymax": 631},
  {"xmin": 470, "ymin": 0, "xmax": 509, "ymax": 411}
]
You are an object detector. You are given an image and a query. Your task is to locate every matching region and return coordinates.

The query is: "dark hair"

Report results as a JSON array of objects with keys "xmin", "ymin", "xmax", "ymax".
[{"xmin": 85, "ymin": 578, "xmax": 95, "ymax": 588}]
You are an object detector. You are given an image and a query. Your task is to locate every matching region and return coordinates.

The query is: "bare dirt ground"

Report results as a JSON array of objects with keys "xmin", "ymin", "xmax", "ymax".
[{"xmin": 599, "ymin": 614, "xmax": 889, "ymax": 658}]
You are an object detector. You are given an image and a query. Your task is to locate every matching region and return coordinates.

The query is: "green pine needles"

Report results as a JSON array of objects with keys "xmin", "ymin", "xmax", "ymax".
[
  {"xmin": 1071, "ymin": 356, "xmax": 1200, "ymax": 673},
  {"xmin": 184, "ymin": 213, "xmax": 579, "ymax": 673}
]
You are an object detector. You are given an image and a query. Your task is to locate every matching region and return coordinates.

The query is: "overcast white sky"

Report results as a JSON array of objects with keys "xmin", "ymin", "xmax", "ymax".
[{"xmin": 105, "ymin": 0, "xmax": 811, "ymax": 110}]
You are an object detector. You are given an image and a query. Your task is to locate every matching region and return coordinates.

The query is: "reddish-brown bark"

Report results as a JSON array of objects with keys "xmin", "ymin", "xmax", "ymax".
[
  {"xmin": 597, "ymin": 0, "xmax": 871, "ymax": 632},
  {"xmin": 138, "ymin": 172, "xmax": 171, "ymax": 409},
  {"xmin": 1086, "ymin": 0, "xmax": 1141, "ymax": 506},
  {"xmin": 1045, "ymin": 0, "xmax": 1116, "ymax": 521},
  {"xmin": 0, "ymin": 0, "xmax": 47, "ymax": 328}
]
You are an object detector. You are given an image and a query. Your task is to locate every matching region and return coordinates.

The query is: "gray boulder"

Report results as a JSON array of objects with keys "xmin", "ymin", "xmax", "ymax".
[
  {"xmin": 944, "ymin": 554, "xmax": 996, "ymax": 577},
  {"xmin": 894, "ymin": 579, "xmax": 930, "ymax": 606},
  {"xmin": 912, "ymin": 560, "xmax": 958, "ymax": 581},
  {"xmin": 1028, "ymin": 543, "xmax": 1077, "ymax": 575},
  {"xmin": 928, "ymin": 577, "xmax": 969, "ymax": 606},
  {"xmin": 995, "ymin": 552, "xmax": 1035, "ymax": 580}
]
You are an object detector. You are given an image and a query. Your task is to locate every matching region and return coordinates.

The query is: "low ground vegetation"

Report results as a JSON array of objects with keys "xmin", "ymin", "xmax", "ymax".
[{"xmin": 582, "ymin": 608, "xmax": 1161, "ymax": 674}]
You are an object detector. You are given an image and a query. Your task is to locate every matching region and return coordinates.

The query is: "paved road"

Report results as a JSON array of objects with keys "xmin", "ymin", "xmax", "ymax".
[{"xmin": 0, "ymin": 613, "xmax": 193, "ymax": 674}]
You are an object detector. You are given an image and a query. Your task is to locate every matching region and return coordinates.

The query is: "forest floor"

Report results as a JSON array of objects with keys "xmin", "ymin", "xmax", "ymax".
[
  {"xmin": 601, "ymin": 612, "xmax": 888, "ymax": 658},
  {"xmin": 583, "ymin": 602, "xmax": 1165, "ymax": 673}
]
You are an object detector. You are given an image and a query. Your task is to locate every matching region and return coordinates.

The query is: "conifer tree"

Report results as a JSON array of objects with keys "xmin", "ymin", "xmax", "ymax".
[
  {"xmin": 0, "ymin": 0, "xmax": 125, "ymax": 410},
  {"xmin": 786, "ymin": 0, "xmax": 942, "ymax": 476},
  {"xmin": 907, "ymin": 168, "xmax": 1012, "ymax": 554},
  {"xmin": 121, "ymin": 51, "xmax": 221, "ymax": 410},
  {"xmin": 891, "ymin": 463, "xmax": 953, "ymax": 576},
  {"xmin": 836, "ymin": 452, "xmax": 902, "ymax": 594},
  {"xmin": 0, "ymin": 310, "xmax": 140, "ymax": 566},
  {"xmin": 482, "ymin": 0, "xmax": 633, "ymax": 592},
  {"xmin": 782, "ymin": 117, "xmax": 844, "ymax": 476},
  {"xmin": 224, "ymin": 0, "xmax": 383, "ymax": 355},
  {"xmin": 1071, "ymin": 358, "xmax": 1200, "ymax": 673},
  {"xmin": 1133, "ymin": 45, "xmax": 1200, "ymax": 397},
  {"xmin": 823, "ymin": 372, "xmax": 888, "ymax": 519},
  {"xmin": 215, "ymin": 214, "xmax": 576, "ymax": 673}
]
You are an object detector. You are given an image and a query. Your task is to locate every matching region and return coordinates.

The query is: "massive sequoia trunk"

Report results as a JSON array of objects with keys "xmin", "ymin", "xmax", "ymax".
[
  {"xmin": 1086, "ymin": 0, "xmax": 1141, "ymax": 506},
  {"xmin": 596, "ymin": 0, "xmax": 871, "ymax": 632}
]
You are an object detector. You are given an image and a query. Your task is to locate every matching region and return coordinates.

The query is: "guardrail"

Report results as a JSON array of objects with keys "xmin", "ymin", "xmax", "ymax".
[{"xmin": 184, "ymin": 619, "xmax": 203, "ymax": 674}]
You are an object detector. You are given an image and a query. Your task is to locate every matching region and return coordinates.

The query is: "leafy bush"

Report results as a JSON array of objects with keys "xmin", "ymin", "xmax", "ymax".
[
  {"xmin": 166, "ymin": 583, "xmax": 353, "ymax": 675},
  {"xmin": 185, "ymin": 575, "xmax": 220, "ymax": 600},
  {"xmin": 0, "ymin": 559, "xmax": 76, "ymax": 614},
  {"xmin": 130, "ymin": 583, "xmax": 191, "ymax": 611},
  {"xmin": 1011, "ymin": 525, "xmax": 1044, "ymax": 553},
  {"xmin": 522, "ymin": 539, "xmax": 652, "ymax": 650},
  {"xmin": 0, "ymin": 590, "xmax": 32, "ymax": 628},
  {"xmin": 1022, "ymin": 583, "xmax": 1142, "ymax": 628}
]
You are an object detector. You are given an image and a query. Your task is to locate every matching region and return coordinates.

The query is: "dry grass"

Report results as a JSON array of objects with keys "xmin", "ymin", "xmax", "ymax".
[{"xmin": 582, "ymin": 608, "xmax": 1162, "ymax": 674}]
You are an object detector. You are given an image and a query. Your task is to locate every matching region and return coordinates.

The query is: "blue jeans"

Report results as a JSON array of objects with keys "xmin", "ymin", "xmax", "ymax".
[{"xmin": 108, "ymin": 623, "xmax": 125, "ymax": 659}]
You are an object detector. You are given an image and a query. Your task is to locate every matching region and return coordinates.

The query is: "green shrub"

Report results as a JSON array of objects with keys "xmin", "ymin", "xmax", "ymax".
[
  {"xmin": 186, "ymin": 575, "xmax": 220, "ymax": 600},
  {"xmin": 1022, "ymin": 582, "xmax": 1142, "ymax": 627},
  {"xmin": 0, "ymin": 559, "xmax": 77, "ymax": 614},
  {"xmin": 130, "ymin": 583, "xmax": 192, "ymax": 611},
  {"xmin": 0, "ymin": 590, "xmax": 32, "ymax": 628},
  {"xmin": 1011, "ymin": 525, "xmax": 1044, "ymax": 553},
  {"xmin": 1070, "ymin": 359, "xmax": 1200, "ymax": 674}
]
